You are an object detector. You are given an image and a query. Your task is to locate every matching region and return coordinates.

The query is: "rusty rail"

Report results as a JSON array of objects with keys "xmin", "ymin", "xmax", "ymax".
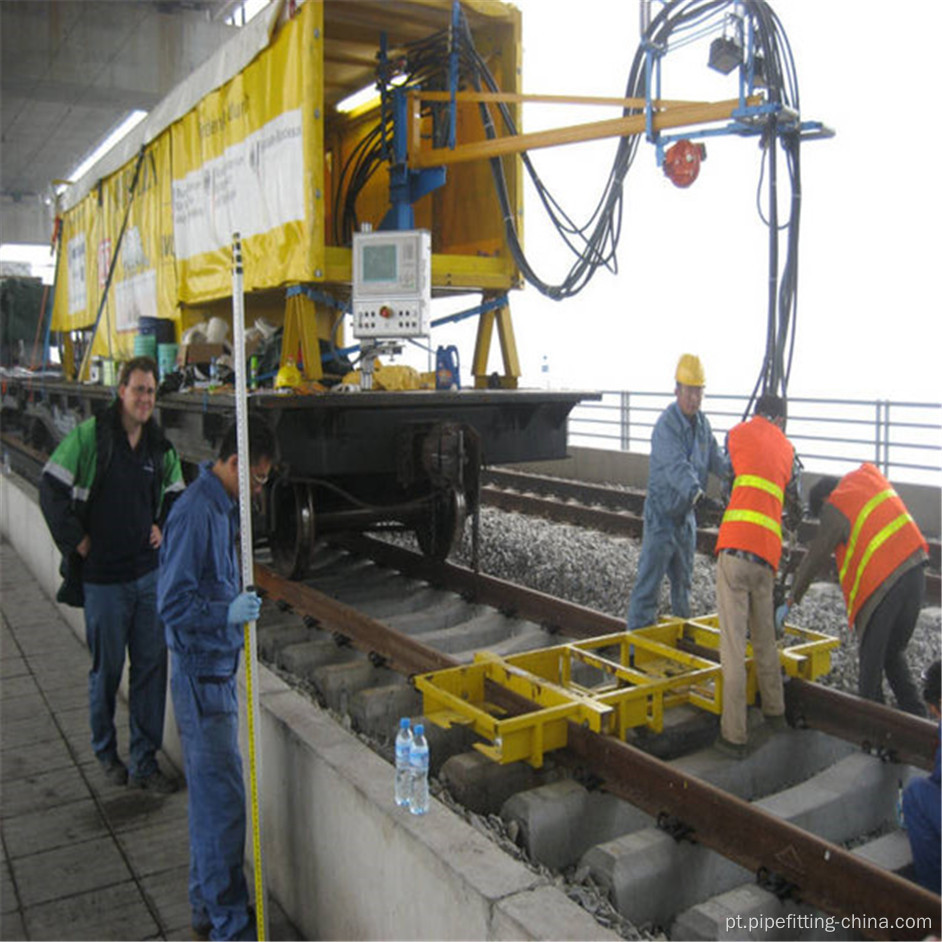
[
  {"xmin": 565, "ymin": 724, "xmax": 939, "ymax": 940},
  {"xmin": 480, "ymin": 468, "xmax": 941, "ymax": 604},
  {"xmin": 786, "ymin": 677, "xmax": 938, "ymax": 772},
  {"xmin": 254, "ymin": 543, "xmax": 940, "ymax": 939}
]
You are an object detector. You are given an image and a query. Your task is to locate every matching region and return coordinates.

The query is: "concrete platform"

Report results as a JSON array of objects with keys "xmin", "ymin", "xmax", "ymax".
[
  {"xmin": 0, "ymin": 539, "xmax": 299, "ymax": 941},
  {"xmin": 1, "ymin": 471, "xmax": 619, "ymax": 940}
]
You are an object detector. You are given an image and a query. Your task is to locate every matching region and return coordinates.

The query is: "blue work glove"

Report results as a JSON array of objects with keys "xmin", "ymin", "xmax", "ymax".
[
  {"xmin": 774, "ymin": 602, "xmax": 790, "ymax": 638},
  {"xmin": 227, "ymin": 591, "xmax": 261, "ymax": 625}
]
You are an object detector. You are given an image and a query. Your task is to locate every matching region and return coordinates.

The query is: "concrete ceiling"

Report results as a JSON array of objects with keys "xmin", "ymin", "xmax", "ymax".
[{"xmin": 1, "ymin": 0, "xmax": 246, "ymax": 245}]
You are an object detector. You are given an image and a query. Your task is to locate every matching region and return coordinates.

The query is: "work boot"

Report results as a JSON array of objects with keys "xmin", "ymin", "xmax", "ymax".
[
  {"xmin": 764, "ymin": 713, "xmax": 788, "ymax": 732},
  {"xmin": 713, "ymin": 735, "xmax": 748, "ymax": 760},
  {"xmin": 193, "ymin": 904, "xmax": 254, "ymax": 941},
  {"xmin": 99, "ymin": 755, "xmax": 128, "ymax": 786},
  {"xmin": 129, "ymin": 768, "xmax": 179, "ymax": 794}
]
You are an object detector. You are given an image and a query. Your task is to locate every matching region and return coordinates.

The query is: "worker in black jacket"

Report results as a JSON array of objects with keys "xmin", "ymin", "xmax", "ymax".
[{"xmin": 40, "ymin": 356, "xmax": 184, "ymax": 791}]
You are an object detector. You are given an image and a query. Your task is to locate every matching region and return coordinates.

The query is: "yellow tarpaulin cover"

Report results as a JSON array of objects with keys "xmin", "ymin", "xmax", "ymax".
[{"xmin": 51, "ymin": 1, "xmax": 320, "ymax": 351}]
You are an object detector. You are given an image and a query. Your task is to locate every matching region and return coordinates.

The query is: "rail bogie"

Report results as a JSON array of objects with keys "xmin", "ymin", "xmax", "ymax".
[{"xmin": 2, "ymin": 377, "xmax": 584, "ymax": 577}]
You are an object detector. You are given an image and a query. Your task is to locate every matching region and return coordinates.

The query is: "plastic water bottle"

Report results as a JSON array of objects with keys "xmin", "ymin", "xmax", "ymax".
[
  {"xmin": 394, "ymin": 717, "xmax": 412, "ymax": 807},
  {"xmin": 540, "ymin": 354, "xmax": 550, "ymax": 389},
  {"xmin": 409, "ymin": 723, "xmax": 430, "ymax": 816}
]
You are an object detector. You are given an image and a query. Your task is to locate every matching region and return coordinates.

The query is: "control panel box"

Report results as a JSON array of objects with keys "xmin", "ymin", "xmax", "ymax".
[{"xmin": 352, "ymin": 229, "xmax": 431, "ymax": 339}]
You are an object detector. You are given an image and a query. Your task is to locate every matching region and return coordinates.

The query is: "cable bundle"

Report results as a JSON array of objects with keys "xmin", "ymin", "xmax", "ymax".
[{"xmin": 334, "ymin": 1, "xmax": 804, "ymax": 402}]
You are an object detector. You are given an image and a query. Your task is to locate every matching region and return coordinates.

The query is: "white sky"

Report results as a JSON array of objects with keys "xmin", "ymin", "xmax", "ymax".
[{"xmin": 430, "ymin": 0, "xmax": 942, "ymax": 404}]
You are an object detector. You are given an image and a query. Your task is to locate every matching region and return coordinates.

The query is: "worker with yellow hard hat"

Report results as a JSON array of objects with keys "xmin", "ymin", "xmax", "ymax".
[{"xmin": 627, "ymin": 354, "xmax": 730, "ymax": 630}]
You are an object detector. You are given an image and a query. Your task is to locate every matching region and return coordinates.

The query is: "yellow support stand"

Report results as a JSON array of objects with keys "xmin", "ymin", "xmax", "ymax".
[
  {"xmin": 471, "ymin": 293, "xmax": 520, "ymax": 389},
  {"xmin": 281, "ymin": 291, "xmax": 343, "ymax": 382}
]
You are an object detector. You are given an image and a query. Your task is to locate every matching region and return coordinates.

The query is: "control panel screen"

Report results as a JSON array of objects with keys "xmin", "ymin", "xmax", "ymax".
[{"xmin": 361, "ymin": 244, "xmax": 397, "ymax": 283}]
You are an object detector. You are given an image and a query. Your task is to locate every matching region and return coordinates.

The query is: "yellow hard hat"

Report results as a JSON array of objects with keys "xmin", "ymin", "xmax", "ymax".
[{"xmin": 675, "ymin": 353, "xmax": 705, "ymax": 387}]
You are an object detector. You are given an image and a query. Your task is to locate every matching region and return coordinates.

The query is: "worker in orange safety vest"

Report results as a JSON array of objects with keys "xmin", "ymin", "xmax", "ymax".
[
  {"xmin": 714, "ymin": 394, "xmax": 800, "ymax": 758},
  {"xmin": 777, "ymin": 463, "xmax": 929, "ymax": 715}
]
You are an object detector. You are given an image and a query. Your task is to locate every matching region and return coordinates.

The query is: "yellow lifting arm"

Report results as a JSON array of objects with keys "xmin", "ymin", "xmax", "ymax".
[{"xmin": 407, "ymin": 91, "xmax": 763, "ymax": 169}]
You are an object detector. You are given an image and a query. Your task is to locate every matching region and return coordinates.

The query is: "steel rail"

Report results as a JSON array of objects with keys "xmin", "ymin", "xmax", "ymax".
[
  {"xmin": 1, "ymin": 432, "xmax": 48, "ymax": 486},
  {"xmin": 785, "ymin": 677, "xmax": 938, "ymax": 772},
  {"xmin": 479, "ymin": 471, "xmax": 941, "ymax": 604},
  {"xmin": 483, "ymin": 467, "xmax": 942, "ymax": 569},
  {"xmin": 482, "ymin": 467, "xmax": 647, "ymax": 514},
  {"xmin": 253, "ymin": 562, "xmax": 454, "ymax": 677},
  {"xmin": 676, "ymin": 638, "xmax": 938, "ymax": 774},
  {"xmin": 564, "ymin": 724, "xmax": 940, "ymax": 941},
  {"xmin": 252, "ymin": 550, "xmax": 940, "ymax": 940}
]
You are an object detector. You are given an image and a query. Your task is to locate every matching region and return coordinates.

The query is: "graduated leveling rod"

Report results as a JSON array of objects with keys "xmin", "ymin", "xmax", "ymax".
[{"xmin": 232, "ymin": 232, "xmax": 269, "ymax": 941}]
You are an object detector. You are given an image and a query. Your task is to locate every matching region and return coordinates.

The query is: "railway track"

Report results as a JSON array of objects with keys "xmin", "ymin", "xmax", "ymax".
[
  {"xmin": 5, "ymin": 433, "xmax": 939, "ymax": 938},
  {"xmin": 0, "ymin": 433, "xmax": 47, "ymax": 485},
  {"xmin": 8, "ymin": 432, "xmax": 938, "ymax": 602},
  {"xmin": 251, "ymin": 536, "xmax": 939, "ymax": 941},
  {"xmin": 480, "ymin": 467, "xmax": 942, "ymax": 605}
]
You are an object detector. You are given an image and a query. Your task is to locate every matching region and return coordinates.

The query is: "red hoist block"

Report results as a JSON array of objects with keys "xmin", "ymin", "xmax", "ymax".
[{"xmin": 663, "ymin": 139, "xmax": 707, "ymax": 188}]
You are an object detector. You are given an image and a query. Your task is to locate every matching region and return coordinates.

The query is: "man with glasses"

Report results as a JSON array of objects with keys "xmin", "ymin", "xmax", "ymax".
[
  {"xmin": 40, "ymin": 355, "xmax": 184, "ymax": 792},
  {"xmin": 158, "ymin": 418, "xmax": 277, "ymax": 942}
]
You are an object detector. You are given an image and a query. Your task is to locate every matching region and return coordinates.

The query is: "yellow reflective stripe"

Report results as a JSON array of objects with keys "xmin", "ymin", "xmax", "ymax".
[
  {"xmin": 723, "ymin": 508, "xmax": 782, "ymax": 539},
  {"xmin": 732, "ymin": 474, "xmax": 784, "ymax": 503},
  {"xmin": 846, "ymin": 512, "xmax": 915, "ymax": 615},
  {"xmin": 839, "ymin": 488, "xmax": 896, "ymax": 584}
]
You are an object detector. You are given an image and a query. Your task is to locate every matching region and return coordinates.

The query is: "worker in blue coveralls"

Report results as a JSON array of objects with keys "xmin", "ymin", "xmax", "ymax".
[
  {"xmin": 158, "ymin": 419, "xmax": 277, "ymax": 942},
  {"xmin": 627, "ymin": 354, "xmax": 730, "ymax": 629},
  {"xmin": 902, "ymin": 659, "xmax": 940, "ymax": 894}
]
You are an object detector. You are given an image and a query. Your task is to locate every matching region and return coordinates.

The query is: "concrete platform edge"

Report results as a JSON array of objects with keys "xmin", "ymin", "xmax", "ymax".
[{"xmin": 1, "ymin": 471, "xmax": 616, "ymax": 941}]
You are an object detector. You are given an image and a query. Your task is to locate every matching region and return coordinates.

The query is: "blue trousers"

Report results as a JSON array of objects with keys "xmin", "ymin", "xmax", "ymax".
[
  {"xmin": 902, "ymin": 774, "xmax": 941, "ymax": 894},
  {"xmin": 171, "ymin": 654, "xmax": 255, "ymax": 941},
  {"xmin": 83, "ymin": 570, "xmax": 165, "ymax": 777},
  {"xmin": 627, "ymin": 511, "xmax": 696, "ymax": 629}
]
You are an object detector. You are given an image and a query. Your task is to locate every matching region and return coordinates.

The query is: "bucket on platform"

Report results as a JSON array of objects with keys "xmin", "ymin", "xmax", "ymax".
[
  {"xmin": 134, "ymin": 332, "xmax": 157, "ymax": 359},
  {"xmin": 157, "ymin": 343, "xmax": 179, "ymax": 381},
  {"xmin": 435, "ymin": 345, "xmax": 460, "ymax": 390},
  {"xmin": 102, "ymin": 358, "xmax": 116, "ymax": 387}
]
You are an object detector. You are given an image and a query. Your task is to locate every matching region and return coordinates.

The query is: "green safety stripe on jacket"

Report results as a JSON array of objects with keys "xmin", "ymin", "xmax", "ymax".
[
  {"xmin": 846, "ymin": 512, "xmax": 915, "ymax": 615},
  {"xmin": 732, "ymin": 474, "xmax": 784, "ymax": 502},
  {"xmin": 722, "ymin": 508, "xmax": 782, "ymax": 539},
  {"xmin": 838, "ymin": 488, "xmax": 895, "ymax": 584}
]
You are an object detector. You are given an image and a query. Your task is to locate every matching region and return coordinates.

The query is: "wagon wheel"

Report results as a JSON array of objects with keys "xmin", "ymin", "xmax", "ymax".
[
  {"xmin": 270, "ymin": 482, "xmax": 315, "ymax": 580},
  {"xmin": 415, "ymin": 486, "xmax": 466, "ymax": 561}
]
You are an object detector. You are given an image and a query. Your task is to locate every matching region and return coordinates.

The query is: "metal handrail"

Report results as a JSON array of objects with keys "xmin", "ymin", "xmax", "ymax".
[{"xmin": 567, "ymin": 391, "xmax": 942, "ymax": 486}]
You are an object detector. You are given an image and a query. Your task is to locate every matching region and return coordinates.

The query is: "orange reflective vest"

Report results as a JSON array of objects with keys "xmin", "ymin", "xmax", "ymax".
[
  {"xmin": 716, "ymin": 415, "xmax": 794, "ymax": 569},
  {"xmin": 827, "ymin": 463, "xmax": 927, "ymax": 628}
]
